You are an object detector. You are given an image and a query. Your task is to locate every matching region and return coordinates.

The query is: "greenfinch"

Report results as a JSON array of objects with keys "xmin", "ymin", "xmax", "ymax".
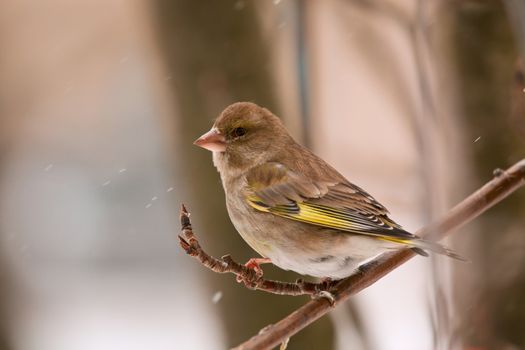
[{"xmin": 194, "ymin": 102, "xmax": 462, "ymax": 279}]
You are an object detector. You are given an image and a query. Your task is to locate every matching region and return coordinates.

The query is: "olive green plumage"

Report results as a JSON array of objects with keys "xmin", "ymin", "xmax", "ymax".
[{"xmin": 194, "ymin": 102, "xmax": 463, "ymax": 279}]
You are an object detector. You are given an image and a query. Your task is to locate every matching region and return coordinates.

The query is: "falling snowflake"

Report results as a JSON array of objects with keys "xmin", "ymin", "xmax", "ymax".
[{"xmin": 212, "ymin": 291, "xmax": 223, "ymax": 304}]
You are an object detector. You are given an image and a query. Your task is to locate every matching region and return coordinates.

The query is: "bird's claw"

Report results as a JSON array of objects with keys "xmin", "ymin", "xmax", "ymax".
[
  {"xmin": 493, "ymin": 168, "xmax": 505, "ymax": 177},
  {"xmin": 236, "ymin": 258, "xmax": 264, "ymax": 287},
  {"xmin": 310, "ymin": 278, "xmax": 338, "ymax": 305},
  {"xmin": 236, "ymin": 258, "xmax": 269, "ymax": 283},
  {"xmin": 313, "ymin": 290, "xmax": 336, "ymax": 306},
  {"xmin": 245, "ymin": 259, "xmax": 265, "ymax": 278},
  {"xmin": 320, "ymin": 277, "xmax": 334, "ymax": 290}
]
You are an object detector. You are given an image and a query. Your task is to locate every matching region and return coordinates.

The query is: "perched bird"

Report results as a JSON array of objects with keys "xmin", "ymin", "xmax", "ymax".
[{"xmin": 194, "ymin": 102, "xmax": 462, "ymax": 280}]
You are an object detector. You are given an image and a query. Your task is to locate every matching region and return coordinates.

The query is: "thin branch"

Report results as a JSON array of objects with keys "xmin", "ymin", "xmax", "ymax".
[
  {"xmin": 178, "ymin": 205, "xmax": 337, "ymax": 296},
  {"xmin": 231, "ymin": 159, "xmax": 525, "ymax": 350},
  {"xmin": 178, "ymin": 159, "xmax": 525, "ymax": 349}
]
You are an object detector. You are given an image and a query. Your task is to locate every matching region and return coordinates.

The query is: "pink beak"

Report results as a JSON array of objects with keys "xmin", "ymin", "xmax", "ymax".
[{"xmin": 193, "ymin": 128, "xmax": 227, "ymax": 152}]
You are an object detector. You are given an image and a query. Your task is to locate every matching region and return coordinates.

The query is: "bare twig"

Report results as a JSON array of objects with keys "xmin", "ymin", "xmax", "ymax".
[
  {"xmin": 231, "ymin": 159, "xmax": 525, "ymax": 350},
  {"xmin": 178, "ymin": 204, "xmax": 337, "ymax": 296}
]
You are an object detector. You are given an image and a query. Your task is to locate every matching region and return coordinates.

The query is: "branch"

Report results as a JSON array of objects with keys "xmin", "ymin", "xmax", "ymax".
[
  {"xmin": 232, "ymin": 159, "xmax": 525, "ymax": 350},
  {"xmin": 178, "ymin": 159, "xmax": 525, "ymax": 350},
  {"xmin": 178, "ymin": 205, "xmax": 337, "ymax": 296}
]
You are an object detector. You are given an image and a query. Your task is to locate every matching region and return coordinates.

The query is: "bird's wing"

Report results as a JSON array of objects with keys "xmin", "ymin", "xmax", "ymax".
[
  {"xmin": 245, "ymin": 162, "xmax": 407, "ymax": 236},
  {"xmin": 245, "ymin": 162, "xmax": 464, "ymax": 259}
]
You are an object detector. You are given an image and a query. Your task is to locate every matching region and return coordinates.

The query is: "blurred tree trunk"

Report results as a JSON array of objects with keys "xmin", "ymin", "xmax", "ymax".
[
  {"xmin": 152, "ymin": 1, "xmax": 333, "ymax": 348},
  {"xmin": 0, "ymin": 120, "xmax": 17, "ymax": 350},
  {"xmin": 0, "ymin": 60, "xmax": 21, "ymax": 350},
  {"xmin": 451, "ymin": 1, "xmax": 525, "ymax": 348},
  {"xmin": 0, "ymin": 209, "xmax": 13, "ymax": 350}
]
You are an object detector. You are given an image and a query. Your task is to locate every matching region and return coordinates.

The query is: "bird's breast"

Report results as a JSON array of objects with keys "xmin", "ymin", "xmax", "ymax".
[{"xmin": 224, "ymin": 191, "xmax": 276, "ymax": 258}]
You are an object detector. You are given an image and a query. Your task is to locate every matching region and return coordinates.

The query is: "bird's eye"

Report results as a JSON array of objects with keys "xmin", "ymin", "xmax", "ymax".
[{"xmin": 232, "ymin": 127, "xmax": 247, "ymax": 138}]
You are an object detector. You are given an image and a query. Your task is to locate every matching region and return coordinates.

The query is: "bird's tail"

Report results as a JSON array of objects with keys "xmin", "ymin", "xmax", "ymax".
[{"xmin": 382, "ymin": 236, "xmax": 467, "ymax": 261}]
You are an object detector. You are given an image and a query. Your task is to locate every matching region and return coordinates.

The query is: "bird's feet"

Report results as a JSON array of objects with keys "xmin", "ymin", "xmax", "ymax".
[
  {"xmin": 315, "ymin": 278, "xmax": 338, "ymax": 306},
  {"xmin": 314, "ymin": 290, "xmax": 336, "ymax": 306},
  {"xmin": 295, "ymin": 277, "xmax": 338, "ymax": 305},
  {"xmin": 236, "ymin": 257, "xmax": 272, "ymax": 283},
  {"xmin": 320, "ymin": 277, "xmax": 334, "ymax": 289}
]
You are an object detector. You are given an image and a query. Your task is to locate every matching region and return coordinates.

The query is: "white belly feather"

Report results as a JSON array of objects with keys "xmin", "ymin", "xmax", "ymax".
[{"xmin": 267, "ymin": 235, "xmax": 392, "ymax": 279}]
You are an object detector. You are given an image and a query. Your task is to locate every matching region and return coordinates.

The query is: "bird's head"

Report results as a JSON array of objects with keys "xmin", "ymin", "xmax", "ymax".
[{"xmin": 194, "ymin": 102, "xmax": 292, "ymax": 174}]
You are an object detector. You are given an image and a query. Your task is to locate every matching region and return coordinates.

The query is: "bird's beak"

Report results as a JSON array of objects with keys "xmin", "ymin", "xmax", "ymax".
[{"xmin": 193, "ymin": 128, "xmax": 226, "ymax": 152}]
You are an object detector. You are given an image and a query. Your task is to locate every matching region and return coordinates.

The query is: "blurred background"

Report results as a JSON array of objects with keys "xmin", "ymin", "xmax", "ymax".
[{"xmin": 0, "ymin": 0, "xmax": 524, "ymax": 349}]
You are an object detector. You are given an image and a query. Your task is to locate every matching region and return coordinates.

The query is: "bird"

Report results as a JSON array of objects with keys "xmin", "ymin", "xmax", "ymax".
[{"xmin": 193, "ymin": 102, "xmax": 463, "ymax": 280}]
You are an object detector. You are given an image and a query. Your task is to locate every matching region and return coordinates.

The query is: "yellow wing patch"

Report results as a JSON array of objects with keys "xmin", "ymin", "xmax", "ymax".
[{"xmin": 246, "ymin": 194, "xmax": 392, "ymax": 233}]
